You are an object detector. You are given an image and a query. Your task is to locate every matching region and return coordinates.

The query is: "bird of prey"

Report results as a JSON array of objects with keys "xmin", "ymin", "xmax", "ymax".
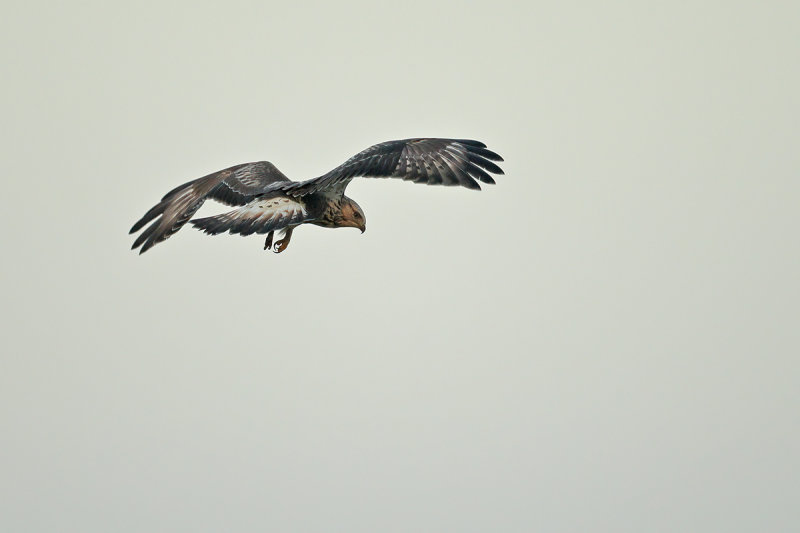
[{"xmin": 130, "ymin": 138, "xmax": 504, "ymax": 254}]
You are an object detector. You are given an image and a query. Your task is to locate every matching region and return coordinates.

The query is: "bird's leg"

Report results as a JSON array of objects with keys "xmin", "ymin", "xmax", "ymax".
[
  {"xmin": 273, "ymin": 227, "xmax": 294, "ymax": 254},
  {"xmin": 263, "ymin": 231, "xmax": 274, "ymax": 251}
]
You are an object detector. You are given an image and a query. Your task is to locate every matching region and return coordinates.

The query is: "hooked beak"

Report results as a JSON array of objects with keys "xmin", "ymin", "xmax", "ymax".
[{"xmin": 360, "ymin": 224, "xmax": 366, "ymax": 234}]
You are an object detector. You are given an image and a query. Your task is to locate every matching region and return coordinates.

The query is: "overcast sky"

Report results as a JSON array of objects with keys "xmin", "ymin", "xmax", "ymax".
[{"xmin": 2, "ymin": 1, "xmax": 798, "ymax": 532}]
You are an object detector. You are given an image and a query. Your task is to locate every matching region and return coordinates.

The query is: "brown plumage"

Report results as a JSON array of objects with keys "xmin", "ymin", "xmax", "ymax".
[{"xmin": 129, "ymin": 138, "xmax": 503, "ymax": 254}]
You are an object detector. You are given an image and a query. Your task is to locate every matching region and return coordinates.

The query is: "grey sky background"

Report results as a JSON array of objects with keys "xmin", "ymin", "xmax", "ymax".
[{"xmin": 2, "ymin": 1, "xmax": 798, "ymax": 532}]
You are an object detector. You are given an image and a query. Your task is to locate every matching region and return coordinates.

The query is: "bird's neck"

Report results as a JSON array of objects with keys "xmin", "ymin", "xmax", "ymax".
[{"xmin": 316, "ymin": 196, "xmax": 346, "ymax": 228}]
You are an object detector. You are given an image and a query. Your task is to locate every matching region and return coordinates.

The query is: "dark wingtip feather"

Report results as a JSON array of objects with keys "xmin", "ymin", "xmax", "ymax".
[
  {"xmin": 455, "ymin": 139, "xmax": 487, "ymax": 148},
  {"xmin": 467, "ymin": 153, "xmax": 504, "ymax": 175},
  {"xmin": 130, "ymin": 201, "xmax": 168, "ymax": 234},
  {"xmin": 460, "ymin": 174, "xmax": 482, "ymax": 190},
  {"xmin": 470, "ymin": 146, "xmax": 504, "ymax": 162},
  {"xmin": 139, "ymin": 240, "xmax": 155, "ymax": 254},
  {"xmin": 129, "ymin": 214, "xmax": 151, "ymax": 235},
  {"xmin": 468, "ymin": 165, "xmax": 496, "ymax": 185},
  {"xmin": 131, "ymin": 220, "xmax": 159, "ymax": 251}
]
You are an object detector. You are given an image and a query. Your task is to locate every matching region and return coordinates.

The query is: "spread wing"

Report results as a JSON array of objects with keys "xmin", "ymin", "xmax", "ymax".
[
  {"xmin": 190, "ymin": 196, "xmax": 309, "ymax": 236},
  {"xmin": 129, "ymin": 161, "xmax": 290, "ymax": 254},
  {"xmin": 275, "ymin": 138, "xmax": 504, "ymax": 197}
]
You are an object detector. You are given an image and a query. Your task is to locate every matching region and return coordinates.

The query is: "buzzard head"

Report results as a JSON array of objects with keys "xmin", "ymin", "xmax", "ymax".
[{"xmin": 337, "ymin": 196, "xmax": 366, "ymax": 233}]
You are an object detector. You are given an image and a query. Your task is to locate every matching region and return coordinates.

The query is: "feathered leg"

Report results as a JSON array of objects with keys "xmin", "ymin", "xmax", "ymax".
[
  {"xmin": 263, "ymin": 231, "xmax": 274, "ymax": 251},
  {"xmin": 273, "ymin": 227, "xmax": 294, "ymax": 253}
]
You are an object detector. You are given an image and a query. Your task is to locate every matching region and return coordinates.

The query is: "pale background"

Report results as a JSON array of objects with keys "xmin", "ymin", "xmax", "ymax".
[{"xmin": 1, "ymin": 1, "xmax": 798, "ymax": 532}]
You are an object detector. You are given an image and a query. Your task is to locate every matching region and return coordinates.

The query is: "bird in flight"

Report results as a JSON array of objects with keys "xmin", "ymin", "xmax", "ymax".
[{"xmin": 130, "ymin": 138, "xmax": 504, "ymax": 254}]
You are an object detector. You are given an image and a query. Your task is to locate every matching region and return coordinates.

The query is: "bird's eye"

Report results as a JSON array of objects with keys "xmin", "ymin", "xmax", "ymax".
[{"xmin": 354, "ymin": 212, "xmax": 362, "ymax": 220}]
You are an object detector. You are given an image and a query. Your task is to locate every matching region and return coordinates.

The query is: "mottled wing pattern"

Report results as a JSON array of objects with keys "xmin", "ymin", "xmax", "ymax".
[
  {"xmin": 129, "ymin": 161, "xmax": 290, "ymax": 253},
  {"xmin": 275, "ymin": 138, "xmax": 504, "ymax": 196},
  {"xmin": 191, "ymin": 196, "xmax": 308, "ymax": 236}
]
